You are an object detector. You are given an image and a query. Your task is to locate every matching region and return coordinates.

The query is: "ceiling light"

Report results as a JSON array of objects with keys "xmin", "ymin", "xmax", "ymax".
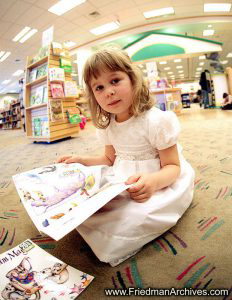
[
  {"xmin": 2, "ymin": 80, "xmax": 11, "ymax": 85},
  {"xmin": 168, "ymin": 71, "xmax": 173, "ymax": 74},
  {"xmin": 203, "ymin": 29, "xmax": 214, "ymax": 36},
  {"xmin": 226, "ymin": 52, "xmax": 232, "ymax": 57},
  {"xmin": 48, "ymin": 0, "xmax": 86, "ymax": 16},
  {"xmin": 143, "ymin": 7, "xmax": 175, "ymax": 18},
  {"xmin": 221, "ymin": 60, "xmax": 228, "ymax": 64},
  {"xmin": 204, "ymin": 3, "xmax": 231, "ymax": 12},
  {"xmin": 164, "ymin": 67, "xmax": 170, "ymax": 70},
  {"xmin": 159, "ymin": 61, "xmax": 167, "ymax": 64},
  {"xmin": 19, "ymin": 29, "xmax": 38, "ymax": 43},
  {"xmin": 90, "ymin": 21, "xmax": 120, "ymax": 35},
  {"xmin": 0, "ymin": 51, "xmax": 5, "ymax": 59},
  {"xmin": 197, "ymin": 67, "xmax": 202, "ymax": 71},
  {"xmin": 63, "ymin": 41, "xmax": 77, "ymax": 48},
  {"xmin": 199, "ymin": 55, "xmax": 206, "ymax": 59},
  {"xmin": 0, "ymin": 52, "xmax": 11, "ymax": 62},
  {"xmin": 12, "ymin": 27, "xmax": 31, "ymax": 42},
  {"xmin": 174, "ymin": 59, "xmax": 182, "ymax": 63},
  {"xmin": 13, "ymin": 70, "xmax": 24, "ymax": 76},
  {"xmin": 199, "ymin": 62, "xmax": 205, "ymax": 66},
  {"xmin": 178, "ymin": 70, "xmax": 184, "ymax": 73},
  {"xmin": 176, "ymin": 66, "xmax": 183, "ymax": 69}
]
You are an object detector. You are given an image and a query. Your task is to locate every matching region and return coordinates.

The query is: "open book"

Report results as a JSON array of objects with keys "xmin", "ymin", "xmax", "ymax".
[
  {"xmin": 13, "ymin": 163, "xmax": 130, "ymax": 241},
  {"xmin": 0, "ymin": 239, "xmax": 94, "ymax": 299}
]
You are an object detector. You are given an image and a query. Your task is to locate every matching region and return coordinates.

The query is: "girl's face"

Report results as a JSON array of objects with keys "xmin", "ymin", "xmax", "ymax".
[{"xmin": 90, "ymin": 70, "xmax": 133, "ymax": 122}]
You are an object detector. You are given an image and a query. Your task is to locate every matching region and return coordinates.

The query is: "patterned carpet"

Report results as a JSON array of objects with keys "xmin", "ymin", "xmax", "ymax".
[{"xmin": 0, "ymin": 104, "xmax": 232, "ymax": 299}]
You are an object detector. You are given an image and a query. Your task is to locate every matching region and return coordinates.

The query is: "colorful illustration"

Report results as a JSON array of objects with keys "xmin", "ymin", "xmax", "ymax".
[
  {"xmin": 0, "ymin": 240, "xmax": 94, "ymax": 299},
  {"xmin": 12, "ymin": 163, "xmax": 130, "ymax": 240}
]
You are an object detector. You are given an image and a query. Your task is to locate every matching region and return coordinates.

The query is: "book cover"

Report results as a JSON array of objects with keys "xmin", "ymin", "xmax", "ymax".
[
  {"xmin": 0, "ymin": 239, "xmax": 94, "ymax": 299},
  {"xmin": 50, "ymin": 83, "xmax": 64, "ymax": 98},
  {"xmin": 29, "ymin": 69, "xmax": 37, "ymax": 82},
  {"xmin": 49, "ymin": 99, "xmax": 64, "ymax": 122},
  {"xmin": 66, "ymin": 108, "xmax": 82, "ymax": 124},
  {"xmin": 12, "ymin": 163, "xmax": 131, "ymax": 241},
  {"xmin": 49, "ymin": 68, "xmax": 65, "ymax": 82},
  {"xmin": 37, "ymin": 64, "xmax": 48, "ymax": 79},
  {"xmin": 64, "ymin": 81, "xmax": 78, "ymax": 97}
]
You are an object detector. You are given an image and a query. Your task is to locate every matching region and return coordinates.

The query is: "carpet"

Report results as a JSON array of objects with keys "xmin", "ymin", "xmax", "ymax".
[{"xmin": 0, "ymin": 105, "xmax": 232, "ymax": 299}]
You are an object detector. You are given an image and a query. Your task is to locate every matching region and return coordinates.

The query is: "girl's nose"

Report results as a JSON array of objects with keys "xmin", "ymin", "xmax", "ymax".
[{"xmin": 106, "ymin": 88, "xmax": 115, "ymax": 96}]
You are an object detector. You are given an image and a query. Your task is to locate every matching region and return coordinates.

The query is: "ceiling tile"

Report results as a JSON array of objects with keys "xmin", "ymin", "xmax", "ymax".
[{"xmin": 1, "ymin": 0, "xmax": 31, "ymax": 22}]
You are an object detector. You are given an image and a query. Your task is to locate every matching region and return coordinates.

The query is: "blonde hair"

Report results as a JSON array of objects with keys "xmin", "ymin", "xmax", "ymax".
[{"xmin": 83, "ymin": 48, "xmax": 154, "ymax": 129}]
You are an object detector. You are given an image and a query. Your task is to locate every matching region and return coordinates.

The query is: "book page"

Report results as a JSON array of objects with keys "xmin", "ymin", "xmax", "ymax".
[
  {"xmin": 12, "ymin": 164, "xmax": 131, "ymax": 240},
  {"xmin": 0, "ymin": 239, "xmax": 94, "ymax": 299}
]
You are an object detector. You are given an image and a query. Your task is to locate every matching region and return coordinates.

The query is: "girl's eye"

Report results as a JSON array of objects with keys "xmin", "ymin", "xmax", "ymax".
[
  {"xmin": 111, "ymin": 78, "xmax": 120, "ymax": 84},
  {"xmin": 95, "ymin": 85, "xmax": 103, "ymax": 91}
]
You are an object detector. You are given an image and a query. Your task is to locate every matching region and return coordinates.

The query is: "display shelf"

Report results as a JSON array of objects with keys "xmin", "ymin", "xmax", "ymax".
[
  {"xmin": 27, "ymin": 56, "xmax": 48, "ymax": 69},
  {"xmin": 0, "ymin": 101, "xmax": 21, "ymax": 130},
  {"xmin": 150, "ymin": 88, "xmax": 182, "ymax": 115},
  {"xmin": 24, "ymin": 44, "xmax": 79, "ymax": 143}
]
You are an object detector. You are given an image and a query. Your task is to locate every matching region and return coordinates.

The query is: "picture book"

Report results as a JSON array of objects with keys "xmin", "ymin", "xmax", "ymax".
[
  {"xmin": 66, "ymin": 107, "xmax": 82, "ymax": 124},
  {"xmin": 12, "ymin": 163, "xmax": 131, "ymax": 241},
  {"xmin": 36, "ymin": 64, "xmax": 48, "ymax": 79},
  {"xmin": 0, "ymin": 239, "xmax": 94, "ymax": 299},
  {"xmin": 64, "ymin": 81, "xmax": 78, "ymax": 97},
  {"xmin": 52, "ymin": 41, "xmax": 63, "ymax": 56},
  {"xmin": 29, "ymin": 69, "xmax": 37, "ymax": 82},
  {"xmin": 49, "ymin": 67, "xmax": 65, "ymax": 82},
  {"xmin": 49, "ymin": 99, "xmax": 64, "ymax": 122},
  {"xmin": 60, "ymin": 58, "xmax": 72, "ymax": 73},
  {"xmin": 50, "ymin": 83, "xmax": 64, "ymax": 98},
  {"xmin": 30, "ymin": 86, "xmax": 45, "ymax": 106}
]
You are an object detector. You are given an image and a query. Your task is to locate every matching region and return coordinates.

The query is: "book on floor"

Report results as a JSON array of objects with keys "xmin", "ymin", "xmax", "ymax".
[
  {"xmin": 12, "ymin": 163, "xmax": 131, "ymax": 241},
  {"xmin": 0, "ymin": 239, "xmax": 94, "ymax": 299}
]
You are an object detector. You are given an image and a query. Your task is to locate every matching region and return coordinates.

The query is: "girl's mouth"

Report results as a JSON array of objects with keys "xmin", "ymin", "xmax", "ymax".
[{"xmin": 108, "ymin": 100, "xmax": 121, "ymax": 106}]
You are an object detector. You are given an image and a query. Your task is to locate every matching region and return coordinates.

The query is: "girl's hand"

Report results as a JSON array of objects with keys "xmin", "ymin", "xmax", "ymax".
[
  {"xmin": 56, "ymin": 155, "xmax": 81, "ymax": 164},
  {"xmin": 125, "ymin": 173, "xmax": 157, "ymax": 202}
]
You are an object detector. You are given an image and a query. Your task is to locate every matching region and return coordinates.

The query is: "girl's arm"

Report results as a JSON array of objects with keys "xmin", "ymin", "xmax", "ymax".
[
  {"xmin": 57, "ymin": 145, "xmax": 116, "ymax": 166},
  {"xmin": 126, "ymin": 144, "xmax": 180, "ymax": 202}
]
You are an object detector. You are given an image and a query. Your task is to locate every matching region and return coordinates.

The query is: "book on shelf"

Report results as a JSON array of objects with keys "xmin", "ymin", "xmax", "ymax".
[
  {"xmin": 52, "ymin": 41, "xmax": 63, "ymax": 56},
  {"xmin": 30, "ymin": 86, "xmax": 46, "ymax": 106},
  {"xmin": 37, "ymin": 64, "xmax": 48, "ymax": 79},
  {"xmin": 49, "ymin": 67, "xmax": 65, "ymax": 82},
  {"xmin": 0, "ymin": 239, "xmax": 94, "ymax": 299},
  {"xmin": 32, "ymin": 116, "xmax": 49, "ymax": 137},
  {"xmin": 29, "ymin": 69, "xmax": 37, "ymax": 82},
  {"xmin": 12, "ymin": 163, "xmax": 132, "ymax": 241},
  {"xmin": 66, "ymin": 107, "xmax": 82, "ymax": 124},
  {"xmin": 64, "ymin": 81, "xmax": 78, "ymax": 97},
  {"xmin": 60, "ymin": 58, "xmax": 72, "ymax": 73},
  {"xmin": 50, "ymin": 83, "xmax": 64, "ymax": 98},
  {"xmin": 49, "ymin": 99, "xmax": 64, "ymax": 122}
]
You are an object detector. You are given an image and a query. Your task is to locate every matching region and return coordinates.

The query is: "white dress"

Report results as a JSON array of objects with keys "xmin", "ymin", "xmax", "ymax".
[{"xmin": 76, "ymin": 107, "xmax": 195, "ymax": 263}]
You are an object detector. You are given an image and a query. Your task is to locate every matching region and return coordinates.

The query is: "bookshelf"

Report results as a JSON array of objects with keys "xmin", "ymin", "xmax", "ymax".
[
  {"xmin": 150, "ymin": 88, "xmax": 182, "ymax": 115},
  {"xmin": 24, "ymin": 45, "xmax": 79, "ymax": 143},
  {"xmin": 0, "ymin": 101, "xmax": 21, "ymax": 130}
]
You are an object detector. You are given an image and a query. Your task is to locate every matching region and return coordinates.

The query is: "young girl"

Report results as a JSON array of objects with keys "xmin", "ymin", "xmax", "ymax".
[{"xmin": 57, "ymin": 49, "xmax": 195, "ymax": 266}]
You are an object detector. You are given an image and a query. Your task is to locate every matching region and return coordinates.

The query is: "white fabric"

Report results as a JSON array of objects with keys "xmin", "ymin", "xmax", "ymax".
[{"xmin": 77, "ymin": 107, "xmax": 195, "ymax": 263}]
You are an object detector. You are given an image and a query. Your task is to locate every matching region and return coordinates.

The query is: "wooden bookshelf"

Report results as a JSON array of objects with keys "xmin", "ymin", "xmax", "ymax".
[
  {"xmin": 0, "ymin": 102, "xmax": 21, "ymax": 130},
  {"xmin": 24, "ymin": 45, "xmax": 79, "ymax": 143}
]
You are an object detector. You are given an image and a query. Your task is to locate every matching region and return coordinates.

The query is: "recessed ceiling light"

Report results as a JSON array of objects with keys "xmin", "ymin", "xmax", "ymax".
[
  {"xmin": 90, "ymin": 21, "xmax": 120, "ymax": 35},
  {"xmin": 143, "ymin": 7, "xmax": 175, "ymax": 18},
  {"xmin": 176, "ymin": 66, "xmax": 183, "ymax": 69},
  {"xmin": 178, "ymin": 70, "xmax": 184, "ymax": 73},
  {"xmin": 164, "ymin": 67, "xmax": 170, "ymax": 70},
  {"xmin": 203, "ymin": 29, "xmax": 215, "ymax": 36},
  {"xmin": 168, "ymin": 71, "xmax": 173, "ymax": 74},
  {"xmin": 48, "ymin": 0, "xmax": 86, "ymax": 16},
  {"xmin": 226, "ymin": 52, "xmax": 232, "ymax": 57},
  {"xmin": 159, "ymin": 61, "xmax": 167, "ymax": 64},
  {"xmin": 199, "ymin": 55, "xmax": 206, "ymax": 60},
  {"xmin": 0, "ymin": 51, "xmax": 5, "ymax": 59},
  {"xmin": 221, "ymin": 60, "xmax": 228, "ymax": 64},
  {"xmin": 19, "ymin": 29, "xmax": 38, "ymax": 43},
  {"xmin": 0, "ymin": 52, "xmax": 11, "ymax": 62},
  {"xmin": 174, "ymin": 59, "xmax": 182, "ymax": 63},
  {"xmin": 12, "ymin": 70, "xmax": 24, "ymax": 76},
  {"xmin": 12, "ymin": 27, "xmax": 31, "ymax": 42},
  {"xmin": 199, "ymin": 62, "xmax": 205, "ymax": 66},
  {"xmin": 204, "ymin": 3, "xmax": 231, "ymax": 12},
  {"xmin": 197, "ymin": 67, "xmax": 202, "ymax": 71}
]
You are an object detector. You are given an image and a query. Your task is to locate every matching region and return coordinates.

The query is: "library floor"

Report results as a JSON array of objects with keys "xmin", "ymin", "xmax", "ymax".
[{"xmin": 1, "ymin": 104, "xmax": 232, "ymax": 299}]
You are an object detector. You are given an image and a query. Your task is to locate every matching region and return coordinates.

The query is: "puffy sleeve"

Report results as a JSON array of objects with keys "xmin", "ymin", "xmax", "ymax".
[
  {"xmin": 96, "ymin": 128, "xmax": 111, "ymax": 145},
  {"xmin": 148, "ymin": 110, "xmax": 180, "ymax": 150}
]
